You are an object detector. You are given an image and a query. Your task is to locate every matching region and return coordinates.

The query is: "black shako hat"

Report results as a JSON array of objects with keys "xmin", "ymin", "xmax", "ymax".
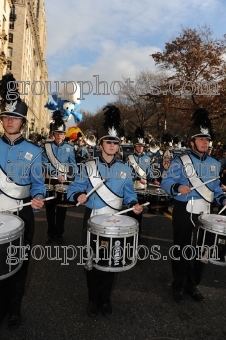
[
  {"xmin": 50, "ymin": 110, "xmax": 66, "ymax": 134},
  {"xmin": 189, "ymin": 108, "xmax": 213, "ymax": 140},
  {"xmin": 0, "ymin": 73, "xmax": 28, "ymax": 121},
  {"xmin": 133, "ymin": 127, "xmax": 145, "ymax": 146},
  {"xmin": 97, "ymin": 105, "xmax": 121, "ymax": 141}
]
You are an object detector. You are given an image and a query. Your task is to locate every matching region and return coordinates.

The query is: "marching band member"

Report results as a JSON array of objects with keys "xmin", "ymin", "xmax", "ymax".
[
  {"xmin": 42, "ymin": 112, "xmax": 77, "ymax": 244},
  {"xmin": 126, "ymin": 128, "xmax": 160, "ymax": 237},
  {"xmin": 67, "ymin": 105, "xmax": 143, "ymax": 317},
  {"xmin": 0, "ymin": 74, "xmax": 45, "ymax": 329},
  {"xmin": 161, "ymin": 108, "xmax": 226, "ymax": 303},
  {"xmin": 74, "ymin": 132, "xmax": 90, "ymax": 163}
]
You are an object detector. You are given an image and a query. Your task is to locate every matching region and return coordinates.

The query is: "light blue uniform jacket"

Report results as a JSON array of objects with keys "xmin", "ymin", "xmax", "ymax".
[
  {"xmin": 161, "ymin": 150, "xmax": 226, "ymax": 205},
  {"xmin": 0, "ymin": 135, "xmax": 46, "ymax": 198},
  {"xmin": 67, "ymin": 156, "xmax": 138, "ymax": 210}
]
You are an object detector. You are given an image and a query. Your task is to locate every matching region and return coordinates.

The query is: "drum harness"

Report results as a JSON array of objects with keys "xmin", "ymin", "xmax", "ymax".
[
  {"xmin": 127, "ymin": 154, "xmax": 147, "ymax": 190},
  {"xmin": 44, "ymin": 143, "xmax": 69, "ymax": 181},
  {"xmin": 180, "ymin": 154, "xmax": 213, "ymax": 227},
  {"xmin": 85, "ymin": 160, "xmax": 123, "ymax": 214}
]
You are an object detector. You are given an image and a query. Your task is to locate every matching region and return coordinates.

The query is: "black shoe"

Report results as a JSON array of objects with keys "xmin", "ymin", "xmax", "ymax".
[
  {"xmin": 173, "ymin": 289, "xmax": 184, "ymax": 302},
  {"xmin": 87, "ymin": 302, "xmax": 99, "ymax": 317},
  {"xmin": 100, "ymin": 303, "xmax": 112, "ymax": 316},
  {"xmin": 187, "ymin": 289, "xmax": 205, "ymax": 302},
  {"xmin": 8, "ymin": 314, "xmax": 22, "ymax": 329},
  {"xmin": 56, "ymin": 236, "xmax": 64, "ymax": 244},
  {"xmin": 45, "ymin": 236, "xmax": 53, "ymax": 244}
]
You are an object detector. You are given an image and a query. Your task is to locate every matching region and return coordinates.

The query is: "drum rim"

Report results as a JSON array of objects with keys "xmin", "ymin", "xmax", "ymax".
[
  {"xmin": 87, "ymin": 226, "xmax": 139, "ymax": 236},
  {"xmin": 0, "ymin": 213, "xmax": 24, "ymax": 237},
  {"xmin": 198, "ymin": 214, "xmax": 226, "ymax": 233},
  {"xmin": 88, "ymin": 213, "xmax": 138, "ymax": 224},
  {"xmin": 55, "ymin": 184, "xmax": 68, "ymax": 192},
  {"xmin": 0, "ymin": 260, "xmax": 23, "ymax": 280}
]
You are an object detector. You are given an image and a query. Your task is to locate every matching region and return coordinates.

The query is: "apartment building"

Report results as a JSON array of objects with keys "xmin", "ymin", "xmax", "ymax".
[{"xmin": 1, "ymin": 0, "xmax": 49, "ymax": 137}]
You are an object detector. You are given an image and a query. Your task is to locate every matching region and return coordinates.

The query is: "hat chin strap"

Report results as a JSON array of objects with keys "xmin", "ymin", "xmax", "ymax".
[
  {"xmin": 193, "ymin": 140, "xmax": 206, "ymax": 155},
  {"xmin": 102, "ymin": 147, "xmax": 113, "ymax": 157}
]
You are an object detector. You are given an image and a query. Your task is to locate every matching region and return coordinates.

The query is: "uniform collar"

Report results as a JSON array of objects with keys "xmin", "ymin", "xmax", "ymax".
[
  {"xmin": 2, "ymin": 134, "xmax": 24, "ymax": 146},
  {"xmin": 190, "ymin": 149, "xmax": 207, "ymax": 161},
  {"xmin": 134, "ymin": 151, "xmax": 145, "ymax": 157},
  {"xmin": 53, "ymin": 140, "xmax": 65, "ymax": 147},
  {"xmin": 99, "ymin": 155, "xmax": 117, "ymax": 167}
]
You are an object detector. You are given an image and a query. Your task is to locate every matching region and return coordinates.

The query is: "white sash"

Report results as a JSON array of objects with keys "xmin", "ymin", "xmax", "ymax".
[
  {"xmin": 128, "ymin": 155, "xmax": 147, "ymax": 179},
  {"xmin": 86, "ymin": 160, "xmax": 123, "ymax": 210},
  {"xmin": 180, "ymin": 154, "xmax": 214, "ymax": 202},
  {"xmin": 45, "ymin": 143, "xmax": 68, "ymax": 174},
  {"xmin": 0, "ymin": 167, "xmax": 30, "ymax": 199}
]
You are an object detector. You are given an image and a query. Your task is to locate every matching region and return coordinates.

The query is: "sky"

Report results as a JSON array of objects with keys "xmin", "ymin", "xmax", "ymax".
[{"xmin": 44, "ymin": 0, "xmax": 226, "ymax": 113}]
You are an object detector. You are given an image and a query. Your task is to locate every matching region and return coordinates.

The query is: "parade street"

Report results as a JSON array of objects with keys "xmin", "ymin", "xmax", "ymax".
[{"xmin": 1, "ymin": 205, "xmax": 226, "ymax": 340}]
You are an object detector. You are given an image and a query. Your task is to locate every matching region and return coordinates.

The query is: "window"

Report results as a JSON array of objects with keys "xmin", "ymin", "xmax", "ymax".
[
  {"xmin": 9, "ymin": 20, "xmax": 14, "ymax": 29},
  {"xmin": 8, "ymin": 33, "xmax": 13, "ymax": 43},
  {"xmin": 7, "ymin": 47, "xmax": 13, "ymax": 57},
  {"xmin": 7, "ymin": 60, "xmax": 12, "ymax": 70}
]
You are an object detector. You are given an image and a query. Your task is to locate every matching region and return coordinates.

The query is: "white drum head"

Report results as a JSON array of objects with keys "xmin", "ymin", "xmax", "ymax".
[
  {"xmin": 0, "ymin": 213, "xmax": 24, "ymax": 241},
  {"xmin": 199, "ymin": 213, "xmax": 226, "ymax": 234},
  {"xmin": 90, "ymin": 214, "xmax": 136, "ymax": 227},
  {"xmin": 88, "ymin": 213, "xmax": 138, "ymax": 236}
]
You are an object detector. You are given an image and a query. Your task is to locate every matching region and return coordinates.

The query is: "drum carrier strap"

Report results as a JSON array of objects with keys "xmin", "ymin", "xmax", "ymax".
[
  {"xmin": 128, "ymin": 155, "xmax": 147, "ymax": 179},
  {"xmin": 180, "ymin": 154, "xmax": 214, "ymax": 202},
  {"xmin": 86, "ymin": 160, "xmax": 123, "ymax": 210},
  {"xmin": 44, "ymin": 143, "xmax": 68, "ymax": 178}
]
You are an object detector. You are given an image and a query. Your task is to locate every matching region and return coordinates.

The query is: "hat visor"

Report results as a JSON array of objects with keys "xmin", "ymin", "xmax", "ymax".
[
  {"xmin": 100, "ymin": 135, "xmax": 120, "ymax": 141},
  {"xmin": 191, "ymin": 133, "xmax": 211, "ymax": 139},
  {"xmin": 0, "ymin": 111, "xmax": 27, "ymax": 121},
  {"xmin": 53, "ymin": 130, "xmax": 66, "ymax": 134},
  {"xmin": 134, "ymin": 143, "xmax": 145, "ymax": 146}
]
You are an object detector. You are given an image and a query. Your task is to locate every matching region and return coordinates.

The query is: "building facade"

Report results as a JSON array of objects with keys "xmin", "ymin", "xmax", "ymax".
[
  {"xmin": 0, "ymin": 0, "xmax": 49, "ymax": 138},
  {"xmin": 0, "ymin": 0, "xmax": 13, "ymax": 77}
]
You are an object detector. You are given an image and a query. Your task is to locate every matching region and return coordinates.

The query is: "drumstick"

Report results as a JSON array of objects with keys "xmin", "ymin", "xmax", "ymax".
[
  {"xmin": 0, "ymin": 196, "xmax": 55, "ymax": 213},
  {"xmin": 218, "ymin": 205, "xmax": 226, "ymax": 215},
  {"xmin": 178, "ymin": 176, "xmax": 220, "ymax": 196},
  {"xmin": 76, "ymin": 180, "xmax": 106, "ymax": 207},
  {"xmin": 113, "ymin": 202, "xmax": 150, "ymax": 215},
  {"xmin": 148, "ymin": 183, "xmax": 160, "ymax": 188}
]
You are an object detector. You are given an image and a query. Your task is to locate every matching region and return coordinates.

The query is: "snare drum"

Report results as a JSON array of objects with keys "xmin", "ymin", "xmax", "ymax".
[
  {"xmin": 134, "ymin": 189, "xmax": 150, "ymax": 205},
  {"xmin": 55, "ymin": 184, "xmax": 75, "ymax": 207},
  {"xmin": 148, "ymin": 187, "xmax": 169, "ymax": 207},
  {"xmin": 197, "ymin": 214, "xmax": 226, "ymax": 266},
  {"xmin": 87, "ymin": 214, "xmax": 139, "ymax": 272},
  {"xmin": 0, "ymin": 213, "xmax": 25, "ymax": 280}
]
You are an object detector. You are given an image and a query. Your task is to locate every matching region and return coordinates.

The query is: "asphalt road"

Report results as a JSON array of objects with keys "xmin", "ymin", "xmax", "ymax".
[{"xmin": 1, "ymin": 204, "xmax": 226, "ymax": 340}]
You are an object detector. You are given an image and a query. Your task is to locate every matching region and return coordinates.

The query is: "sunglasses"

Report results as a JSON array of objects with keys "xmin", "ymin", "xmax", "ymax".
[{"xmin": 105, "ymin": 141, "xmax": 119, "ymax": 145}]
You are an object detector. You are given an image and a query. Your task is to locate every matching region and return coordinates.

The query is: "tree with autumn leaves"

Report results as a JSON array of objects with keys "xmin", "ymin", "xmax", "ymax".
[
  {"xmin": 150, "ymin": 26, "xmax": 226, "ymax": 143},
  {"xmin": 79, "ymin": 26, "xmax": 226, "ymax": 144}
]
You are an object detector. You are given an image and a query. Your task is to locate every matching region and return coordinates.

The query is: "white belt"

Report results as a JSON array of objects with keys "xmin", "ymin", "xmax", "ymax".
[
  {"xmin": 186, "ymin": 198, "xmax": 210, "ymax": 214},
  {"xmin": 91, "ymin": 206, "xmax": 117, "ymax": 217}
]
